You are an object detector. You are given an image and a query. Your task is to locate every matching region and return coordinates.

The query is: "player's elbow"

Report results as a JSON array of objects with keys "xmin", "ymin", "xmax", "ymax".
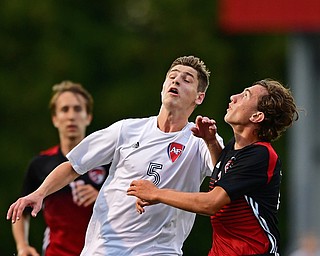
[
  {"xmin": 200, "ymin": 201, "xmax": 220, "ymax": 216},
  {"xmin": 197, "ymin": 188, "xmax": 230, "ymax": 216}
]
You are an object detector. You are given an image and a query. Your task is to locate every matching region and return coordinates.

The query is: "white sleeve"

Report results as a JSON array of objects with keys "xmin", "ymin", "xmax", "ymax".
[
  {"xmin": 66, "ymin": 120, "xmax": 123, "ymax": 175},
  {"xmin": 216, "ymin": 132, "xmax": 224, "ymax": 149},
  {"xmin": 199, "ymin": 132, "xmax": 224, "ymax": 178}
]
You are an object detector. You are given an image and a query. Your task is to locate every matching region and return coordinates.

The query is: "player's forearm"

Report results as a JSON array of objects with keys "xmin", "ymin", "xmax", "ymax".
[
  {"xmin": 36, "ymin": 161, "xmax": 79, "ymax": 197},
  {"xmin": 206, "ymin": 138, "xmax": 222, "ymax": 166},
  {"xmin": 154, "ymin": 186, "xmax": 230, "ymax": 216},
  {"xmin": 12, "ymin": 215, "xmax": 29, "ymax": 249},
  {"xmin": 155, "ymin": 189, "xmax": 215, "ymax": 216}
]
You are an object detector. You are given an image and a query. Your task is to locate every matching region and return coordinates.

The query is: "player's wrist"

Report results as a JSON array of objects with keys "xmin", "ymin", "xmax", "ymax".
[
  {"xmin": 204, "ymin": 137, "xmax": 219, "ymax": 147},
  {"xmin": 16, "ymin": 243, "xmax": 29, "ymax": 253}
]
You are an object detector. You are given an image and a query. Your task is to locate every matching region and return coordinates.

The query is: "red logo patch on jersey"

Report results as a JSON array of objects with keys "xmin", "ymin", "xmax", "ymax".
[
  {"xmin": 88, "ymin": 167, "xmax": 107, "ymax": 184},
  {"xmin": 224, "ymin": 157, "xmax": 236, "ymax": 173},
  {"xmin": 168, "ymin": 142, "xmax": 185, "ymax": 163}
]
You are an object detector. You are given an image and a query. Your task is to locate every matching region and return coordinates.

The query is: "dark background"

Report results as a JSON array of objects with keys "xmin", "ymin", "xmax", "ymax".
[{"xmin": 0, "ymin": 1, "xmax": 290, "ymax": 255}]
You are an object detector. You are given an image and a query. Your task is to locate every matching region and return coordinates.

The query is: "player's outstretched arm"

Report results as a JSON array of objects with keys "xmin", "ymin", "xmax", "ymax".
[
  {"xmin": 127, "ymin": 179, "xmax": 231, "ymax": 215},
  {"xmin": 7, "ymin": 161, "xmax": 79, "ymax": 223}
]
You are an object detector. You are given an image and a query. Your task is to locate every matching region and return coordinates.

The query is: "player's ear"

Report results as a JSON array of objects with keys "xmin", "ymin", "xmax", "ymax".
[
  {"xmin": 249, "ymin": 111, "xmax": 264, "ymax": 123},
  {"xmin": 86, "ymin": 114, "xmax": 93, "ymax": 126},
  {"xmin": 195, "ymin": 92, "xmax": 205, "ymax": 105},
  {"xmin": 52, "ymin": 115, "xmax": 58, "ymax": 128}
]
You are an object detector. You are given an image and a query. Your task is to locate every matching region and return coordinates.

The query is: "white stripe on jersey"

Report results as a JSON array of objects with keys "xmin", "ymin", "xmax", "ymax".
[{"xmin": 245, "ymin": 195, "xmax": 279, "ymax": 256}]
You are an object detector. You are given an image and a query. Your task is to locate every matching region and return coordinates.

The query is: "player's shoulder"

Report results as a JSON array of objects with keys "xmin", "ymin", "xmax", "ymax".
[
  {"xmin": 120, "ymin": 116, "xmax": 156, "ymax": 130},
  {"xmin": 253, "ymin": 141, "xmax": 278, "ymax": 157},
  {"xmin": 123, "ymin": 116, "xmax": 156, "ymax": 125},
  {"xmin": 28, "ymin": 145, "xmax": 61, "ymax": 168},
  {"xmin": 39, "ymin": 145, "xmax": 60, "ymax": 156},
  {"xmin": 237, "ymin": 142, "xmax": 278, "ymax": 164}
]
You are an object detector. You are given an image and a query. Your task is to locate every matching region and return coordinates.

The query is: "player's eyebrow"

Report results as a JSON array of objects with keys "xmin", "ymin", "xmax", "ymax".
[
  {"xmin": 170, "ymin": 68, "xmax": 195, "ymax": 79},
  {"xmin": 244, "ymin": 88, "xmax": 252, "ymax": 96}
]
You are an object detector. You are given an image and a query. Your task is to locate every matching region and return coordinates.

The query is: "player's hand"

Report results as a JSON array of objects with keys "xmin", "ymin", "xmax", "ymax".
[
  {"xmin": 17, "ymin": 244, "xmax": 40, "ymax": 256},
  {"xmin": 75, "ymin": 184, "xmax": 98, "ymax": 207},
  {"xmin": 7, "ymin": 193, "xmax": 43, "ymax": 224},
  {"xmin": 135, "ymin": 198, "xmax": 152, "ymax": 214},
  {"xmin": 191, "ymin": 115, "xmax": 218, "ymax": 143},
  {"xmin": 127, "ymin": 180, "xmax": 159, "ymax": 214}
]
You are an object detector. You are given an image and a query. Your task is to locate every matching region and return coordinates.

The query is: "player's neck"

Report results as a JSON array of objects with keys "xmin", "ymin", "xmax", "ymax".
[
  {"xmin": 233, "ymin": 128, "xmax": 259, "ymax": 150},
  {"xmin": 60, "ymin": 137, "xmax": 84, "ymax": 156},
  {"xmin": 230, "ymin": 121, "xmax": 262, "ymax": 149},
  {"xmin": 157, "ymin": 108, "xmax": 188, "ymax": 133}
]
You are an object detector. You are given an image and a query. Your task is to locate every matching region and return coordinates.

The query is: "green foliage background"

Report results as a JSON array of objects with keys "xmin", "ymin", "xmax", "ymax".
[{"xmin": 0, "ymin": 1, "xmax": 290, "ymax": 255}]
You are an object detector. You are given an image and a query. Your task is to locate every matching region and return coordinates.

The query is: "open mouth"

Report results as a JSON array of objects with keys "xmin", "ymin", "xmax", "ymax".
[{"xmin": 169, "ymin": 87, "xmax": 178, "ymax": 95}]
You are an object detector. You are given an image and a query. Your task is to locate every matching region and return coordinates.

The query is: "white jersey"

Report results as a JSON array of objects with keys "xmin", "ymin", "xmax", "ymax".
[{"xmin": 67, "ymin": 116, "xmax": 223, "ymax": 256}]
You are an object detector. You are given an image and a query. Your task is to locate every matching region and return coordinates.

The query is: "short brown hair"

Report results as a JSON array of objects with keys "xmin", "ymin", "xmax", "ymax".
[
  {"xmin": 254, "ymin": 79, "xmax": 299, "ymax": 142},
  {"xmin": 169, "ymin": 56, "xmax": 210, "ymax": 93},
  {"xmin": 49, "ymin": 81, "xmax": 93, "ymax": 116}
]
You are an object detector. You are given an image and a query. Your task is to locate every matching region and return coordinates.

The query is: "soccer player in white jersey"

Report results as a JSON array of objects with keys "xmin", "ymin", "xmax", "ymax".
[{"xmin": 7, "ymin": 56, "xmax": 224, "ymax": 256}]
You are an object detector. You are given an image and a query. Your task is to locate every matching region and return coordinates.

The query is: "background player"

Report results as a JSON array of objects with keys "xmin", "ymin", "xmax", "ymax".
[{"xmin": 11, "ymin": 81, "xmax": 109, "ymax": 256}]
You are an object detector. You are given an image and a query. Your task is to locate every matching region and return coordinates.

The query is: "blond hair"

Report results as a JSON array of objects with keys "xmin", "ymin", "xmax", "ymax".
[{"xmin": 49, "ymin": 81, "xmax": 93, "ymax": 116}]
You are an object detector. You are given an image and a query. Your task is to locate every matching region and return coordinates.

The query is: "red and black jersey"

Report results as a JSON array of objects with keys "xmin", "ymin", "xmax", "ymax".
[
  {"xmin": 21, "ymin": 145, "xmax": 110, "ymax": 256},
  {"xmin": 208, "ymin": 138, "xmax": 281, "ymax": 256}
]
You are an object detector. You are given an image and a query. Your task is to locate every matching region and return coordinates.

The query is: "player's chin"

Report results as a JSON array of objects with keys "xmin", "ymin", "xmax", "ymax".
[{"xmin": 66, "ymin": 132, "xmax": 80, "ymax": 139}]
